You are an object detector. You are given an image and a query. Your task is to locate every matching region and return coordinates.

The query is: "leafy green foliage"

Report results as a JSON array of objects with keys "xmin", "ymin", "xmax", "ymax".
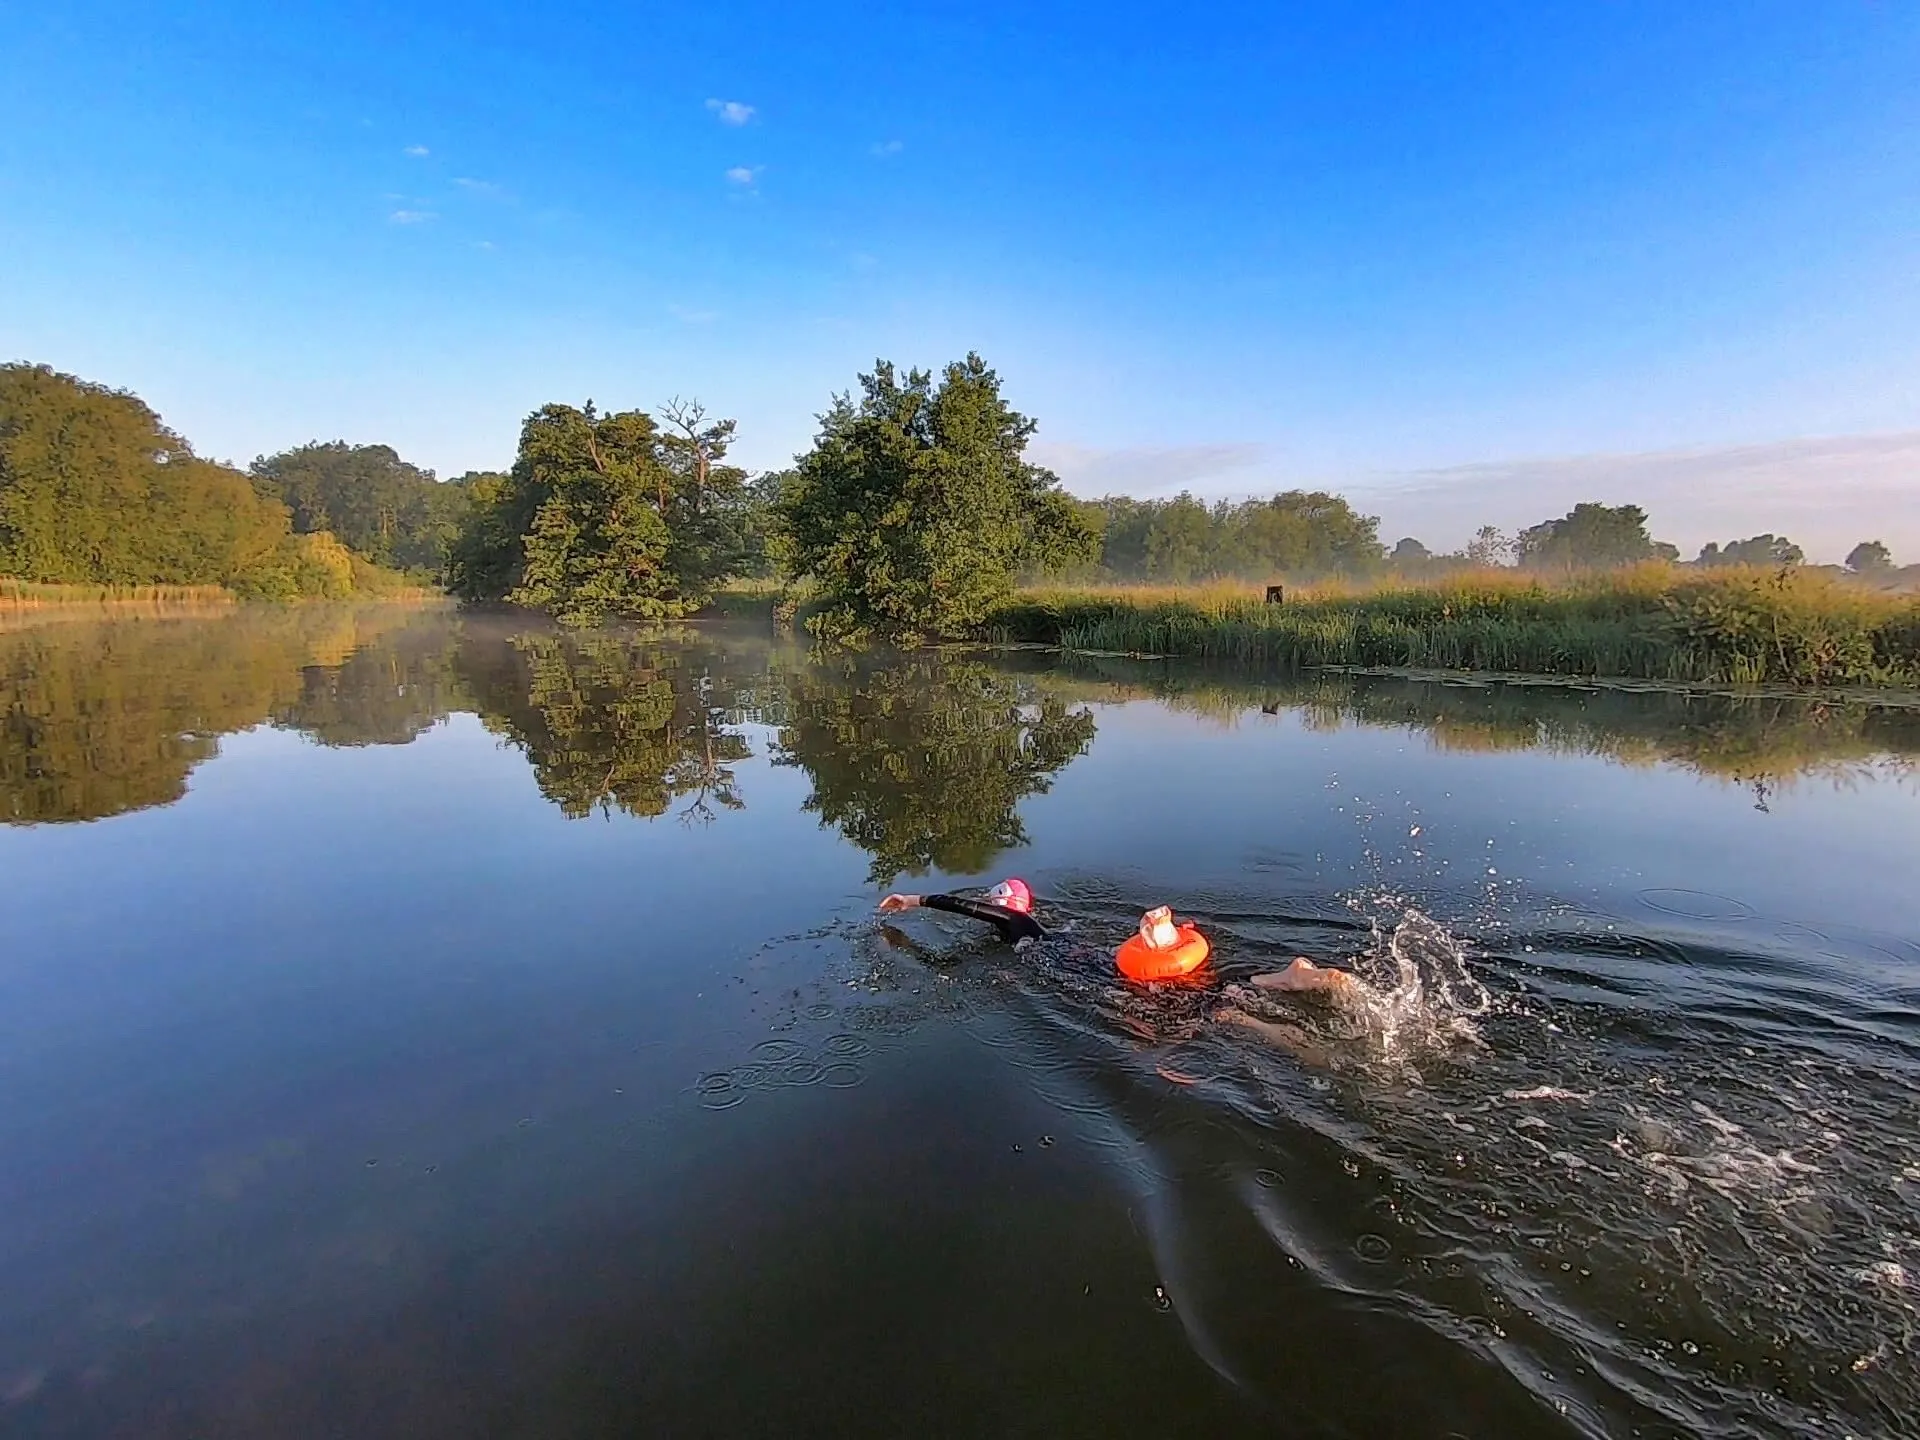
[
  {"xmin": 0, "ymin": 364, "xmax": 420, "ymax": 598},
  {"xmin": 0, "ymin": 363, "xmax": 290, "ymax": 587},
  {"xmin": 1695, "ymin": 534, "xmax": 1803, "ymax": 567},
  {"xmin": 1847, "ymin": 540, "xmax": 1893, "ymax": 575},
  {"xmin": 1515, "ymin": 503, "xmax": 1679, "ymax": 572},
  {"xmin": 777, "ymin": 356, "xmax": 1099, "ymax": 640},
  {"xmin": 1084, "ymin": 490, "xmax": 1385, "ymax": 582},
  {"xmin": 450, "ymin": 401, "xmax": 750, "ymax": 625},
  {"xmin": 251, "ymin": 442, "xmax": 471, "ymax": 576}
]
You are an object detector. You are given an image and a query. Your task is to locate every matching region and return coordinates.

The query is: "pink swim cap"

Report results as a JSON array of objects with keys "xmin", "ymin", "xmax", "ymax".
[{"xmin": 986, "ymin": 877, "xmax": 1034, "ymax": 914}]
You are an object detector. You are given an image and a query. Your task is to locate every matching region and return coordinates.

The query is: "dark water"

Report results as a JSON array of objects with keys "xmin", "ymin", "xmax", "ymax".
[{"xmin": 4, "ymin": 607, "xmax": 1918, "ymax": 1439}]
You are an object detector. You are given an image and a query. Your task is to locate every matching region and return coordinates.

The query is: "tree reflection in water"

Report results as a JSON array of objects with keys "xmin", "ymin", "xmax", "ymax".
[
  {"xmin": 771, "ymin": 651, "xmax": 1097, "ymax": 882},
  {"xmin": 5, "ymin": 613, "xmax": 1916, "ymax": 845},
  {"xmin": 0, "ymin": 607, "xmax": 451, "ymax": 823},
  {"xmin": 458, "ymin": 628, "xmax": 757, "ymax": 823}
]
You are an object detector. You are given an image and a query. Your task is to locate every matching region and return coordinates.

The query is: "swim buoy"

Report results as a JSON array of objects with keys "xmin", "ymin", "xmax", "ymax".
[{"xmin": 1116, "ymin": 924, "xmax": 1211, "ymax": 982}]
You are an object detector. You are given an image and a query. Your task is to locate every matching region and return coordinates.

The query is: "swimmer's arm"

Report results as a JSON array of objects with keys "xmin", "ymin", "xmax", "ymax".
[
  {"xmin": 880, "ymin": 892, "xmax": 1036, "ymax": 943},
  {"xmin": 924, "ymin": 894, "xmax": 1036, "ymax": 942}
]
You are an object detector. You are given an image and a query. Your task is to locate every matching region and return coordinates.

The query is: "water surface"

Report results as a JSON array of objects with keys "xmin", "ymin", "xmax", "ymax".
[{"xmin": 3, "ymin": 607, "xmax": 1917, "ymax": 1438}]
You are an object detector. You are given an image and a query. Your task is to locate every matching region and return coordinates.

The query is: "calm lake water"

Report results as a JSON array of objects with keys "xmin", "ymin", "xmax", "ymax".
[{"xmin": 4, "ymin": 606, "xmax": 1919, "ymax": 1439}]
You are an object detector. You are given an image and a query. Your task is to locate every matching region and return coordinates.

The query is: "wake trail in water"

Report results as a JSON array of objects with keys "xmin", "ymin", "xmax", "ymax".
[{"xmin": 970, "ymin": 886, "xmax": 1920, "ymax": 1439}]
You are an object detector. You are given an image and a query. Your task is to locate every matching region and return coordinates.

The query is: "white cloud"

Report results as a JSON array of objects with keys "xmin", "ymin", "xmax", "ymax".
[
  {"xmin": 402, "ymin": 144, "xmax": 429, "ymax": 158},
  {"xmin": 725, "ymin": 165, "xmax": 760, "ymax": 186},
  {"xmin": 1030, "ymin": 441, "xmax": 1271, "ymax": 498},
  {"xmin": 706, "ymin": 99, "xmax": 755, "ymax": 126},
  {"xmin": 1350, "ymin": 432, "xmax": 1920, "ymax": 565},
  {"xmin": 453, "ymin": 177, "xmax": 510, "ymax": 200},
  {"xmin": 473, "ymin": 240, "xmax": 497, "ymax": 251},
  {"xmin": 871, "ymin": 139, "xmax": 904, "ymax": 157},
  {"xmin": 388, "ymin": 209, "xmax": 436, "ymax": 224}
]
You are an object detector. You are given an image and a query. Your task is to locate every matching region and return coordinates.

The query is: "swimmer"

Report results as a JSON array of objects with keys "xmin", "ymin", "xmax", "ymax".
[
  {"xmin": 878, "ymin": 877, "xmax": 1046, "ymax": 946},
  {"xmin": 879, "ymin": 883, "xmax": 1361, "ymax": 1009}
]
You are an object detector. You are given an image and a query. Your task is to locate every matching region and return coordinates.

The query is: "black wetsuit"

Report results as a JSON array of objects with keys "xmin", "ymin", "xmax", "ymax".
[{"xmin": 923, "ymin": 894, "xmax": 1047, "ymax": 944}]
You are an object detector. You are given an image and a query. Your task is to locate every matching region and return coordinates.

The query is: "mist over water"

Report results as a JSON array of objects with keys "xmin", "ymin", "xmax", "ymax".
[{"xmin": 2, "ymin": 608, "xmax": 1917, "ymax": 1437}]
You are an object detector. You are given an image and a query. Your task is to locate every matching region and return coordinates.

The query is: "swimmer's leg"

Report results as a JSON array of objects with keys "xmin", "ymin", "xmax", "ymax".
[
  {"xmin": 1252, "ymin": 958, "xmax": 1358, "ymax": 999},
  {"xmin": 1212, "ymin": 1006, "xmax": 1334, "ymax": 1069}
]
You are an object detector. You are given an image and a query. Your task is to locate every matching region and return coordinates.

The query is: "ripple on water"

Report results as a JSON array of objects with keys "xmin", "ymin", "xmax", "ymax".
[
  {"xmin": 1353, "ymin": 1232, "xmax": 1393, "ymax": 1265},
  {"xmin": 695, "ymin": 1073, "xmax": 744, "ymax": 1110},
  {"xmin": 820, "ymin": 1063, "xmax": 864, "ymax": 1089},
  {"xmin": 823, "ymin": 1034, "xmax": 872, "ymax": 1059},
  {"xmin": 1637, "ymin": 887, "xmax": 1756, "ymax": 922},
  {"xmin": 1253, "ymin": 1167, "xmax": 1283, "ymax": 1189},
  {"xmin": 752, "ymin": 1038, "xmax": 806, "ymax": 1063},
  {"xmin": 776, "ymin": 1059, "xmax": 825, "ymax": 1087}
]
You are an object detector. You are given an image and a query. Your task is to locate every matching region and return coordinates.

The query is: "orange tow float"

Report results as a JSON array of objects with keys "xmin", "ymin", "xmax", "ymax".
[{"xmin": 1116, "ymin": 905, "xmax": 1211, "ymax": 982}]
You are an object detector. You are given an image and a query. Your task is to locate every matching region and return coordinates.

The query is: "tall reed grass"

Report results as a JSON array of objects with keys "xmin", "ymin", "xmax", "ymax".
[
  {"xmin": 0, "ymin": 579, "xmax": 237, "ymax": 614},
  {"xmin": 987, "ymin": 567, "xmax": 1920, "ymax": 688}
]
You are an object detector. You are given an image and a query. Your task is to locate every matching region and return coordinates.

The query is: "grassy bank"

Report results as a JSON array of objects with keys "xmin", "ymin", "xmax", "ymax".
[
  {"xmin": 986, "ymin": 568, "xmax": 1920, "ymax": 688},
  {"xmin": 0, "ymin": 579, "xmax": 238, "ymax": 616},
  {"xmin": 0, "ymin": 577, "xmax": 443, "ymax": 633}
]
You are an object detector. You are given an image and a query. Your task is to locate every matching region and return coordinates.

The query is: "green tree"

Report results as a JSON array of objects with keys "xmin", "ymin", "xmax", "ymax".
[
  {"xmin": 251, "ymin": 442, "xmax": 467, "ymax": 575},
  {"xmin": 1515, "ymin": 503, "xmax": 1678, "ymax": 572},
  {"xmin": 1142, "ymin": 493, "xmax": 1215, "ymax": 582},
  {"xmin": 1847, "ymin": 540, "xmax": 1893, "ymax": 575},
  {"xmin": 1222, "ymin": 491, "xmax": 1383, "ymax": 578},
  {"xmin": 0, "ymin": 363, "xmax": 291, "ymax": 586},
  {"xmin": 512, "ymin": 405, "xmax": 676, "ymax": 624},
  {"xmin": 1390, "ymin": 537, "xmax": 1434, "ymax": 575},
  {"xmin": 726, "ymin": 471, "xmax": 791, "ymax": 580},
  {"xmin": 444, "ymin": 471, "xmax": 519, "ymax": 603},
  {"xmin": 1079, "ymin": 490, "xmax": 1383, "ymax": 581},
  {"xmin": 778, "ymin": 356, "xmax": 1097, "ymax": 639},
  {"xmin": 660, "ymin": 398, "xmax": 758, "ymax": 591},
  {"xmin": 451, "ymin": 402, "xmax": 749, "ymax": 624},
  {"xmin": 1696, "ymin": 534, "xmax": 1803, "ymax": 568},
  {"xmin": 1463, "ymin": 525, "xmax": 1514, "ymax": 568}
]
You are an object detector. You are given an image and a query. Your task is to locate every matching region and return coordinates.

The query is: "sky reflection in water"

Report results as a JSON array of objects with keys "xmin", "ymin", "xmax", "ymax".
[{"xmin": 2, "ymin": 608, "xmax": 1917, "ymax": 1439}]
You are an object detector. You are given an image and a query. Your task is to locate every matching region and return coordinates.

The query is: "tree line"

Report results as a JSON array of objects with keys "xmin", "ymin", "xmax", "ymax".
[
  {"xmin": 5, "ymin": 356, "xmax": 1905, "ymax": 634},
  {"xmin": 0, "ymin": 364, "xmax": 442, "ymax": 597}
]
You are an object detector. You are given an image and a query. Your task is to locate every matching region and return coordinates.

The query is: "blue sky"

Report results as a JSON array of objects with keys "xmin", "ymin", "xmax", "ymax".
[{"xmin": 3, "ymin": 1, "xmax": 1917, "ymax": 558}]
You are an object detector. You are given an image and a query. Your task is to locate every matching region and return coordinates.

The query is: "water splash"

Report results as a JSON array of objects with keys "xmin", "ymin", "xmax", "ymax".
[
  {"xmin": 1345, "ymin": 907, "xmax": 1494, "ymax": 1062},
  {"xmin": 1217, "ymin": 906, "xmax": 1495, "ymax": 1072}
]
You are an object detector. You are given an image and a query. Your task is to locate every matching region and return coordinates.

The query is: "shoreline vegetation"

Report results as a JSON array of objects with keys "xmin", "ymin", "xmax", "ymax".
[
  {"xmin": 0, "ymin": 578, "xmax": 441, "ymax": 630},
  {"xmin": 707, "ymin": 566, "xmax": 1920, "ymax": 692},
  {"xmin": 2, "ymin": 579, "xmax": 237, "ymax": 613},
  {"xmin": 988, "ymin": 570, "xmax": 1920, "ymax": 689},
  {"xmin": 8, "ymin": 354, "xmax": 1920, "ymax": 691}
]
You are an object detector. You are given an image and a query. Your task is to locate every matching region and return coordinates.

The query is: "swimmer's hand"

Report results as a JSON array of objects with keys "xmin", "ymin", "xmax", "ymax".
[{"xmin": 878, "ymin": 893, "xmax": 923, "ymax": 913}]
